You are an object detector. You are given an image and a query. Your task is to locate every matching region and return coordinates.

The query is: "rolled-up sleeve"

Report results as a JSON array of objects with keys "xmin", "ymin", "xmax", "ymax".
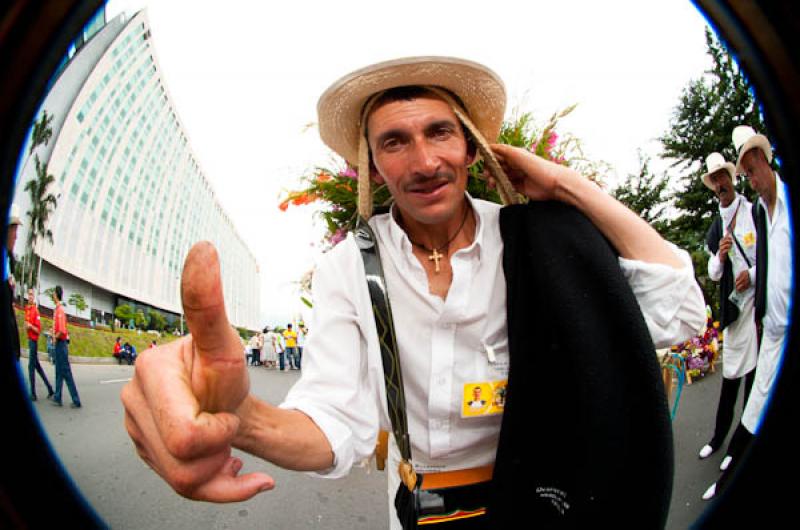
[
  {"xmin": 279, "ymin": 239, "xmax": 381, "ymax": 479},
  {"xmin": 619, "ymin": 244, "xmax": 706, "ymax": 348}
]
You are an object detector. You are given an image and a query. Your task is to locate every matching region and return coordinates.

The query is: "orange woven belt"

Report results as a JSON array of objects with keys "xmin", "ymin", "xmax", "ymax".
[{"xmin": 421, "ymin": 464, "xmax": 494, "ymax": 490}]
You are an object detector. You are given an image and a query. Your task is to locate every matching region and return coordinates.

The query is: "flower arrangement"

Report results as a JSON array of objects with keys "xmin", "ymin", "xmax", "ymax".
[
  {"xmin": 670, "ymin": 307, "xmax": 722, "ymax": 382},
  {"xmin": 279, "ymin": 105, "xmax": 606, "ymax": 248}
]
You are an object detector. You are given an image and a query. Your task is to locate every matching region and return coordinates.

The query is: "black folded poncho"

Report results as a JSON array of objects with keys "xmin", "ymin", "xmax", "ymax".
[{"xmin": 489, "ymin": 202, "xmax": 673, "ymax": 529}]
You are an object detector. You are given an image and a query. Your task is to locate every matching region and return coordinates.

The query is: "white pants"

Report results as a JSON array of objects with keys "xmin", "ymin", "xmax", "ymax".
[{"xmin": 741, "ymin": 327, "xmax": 787, "ymax": 433}]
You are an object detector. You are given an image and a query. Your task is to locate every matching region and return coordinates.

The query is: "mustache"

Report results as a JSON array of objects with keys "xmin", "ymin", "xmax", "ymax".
[{"xmin": 403, "ymin": 171, "xmax": 456, "ymax": 192}]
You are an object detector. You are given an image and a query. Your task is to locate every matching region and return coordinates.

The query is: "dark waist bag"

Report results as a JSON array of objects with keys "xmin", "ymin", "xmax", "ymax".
[{"xmin": 395, "ymin": 476, "xmax": 490, "ymax": 529}]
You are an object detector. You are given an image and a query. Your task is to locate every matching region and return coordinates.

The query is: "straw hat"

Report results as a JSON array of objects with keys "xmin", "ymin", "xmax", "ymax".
[
  {"xmin": 317, "ymin": 56, "xmax": 518, "ymax": 218},
  {"xmin": 318, "ymin": 56, "xmax": 506, "ymax": 165},
  {"xmin": 700, "ymin": 152, "xmax": 736, "ymax": 190},
  {"xmin": 8, "ymin": 203, "xmax": 22, "ymax": 226},
  {"xmin": 732, "ymin": 125, "xmax": 772, "ymax": 172}
]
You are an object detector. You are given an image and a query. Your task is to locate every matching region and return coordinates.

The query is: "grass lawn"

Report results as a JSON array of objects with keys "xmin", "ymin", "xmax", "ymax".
[{"xmin": 15, "ymin": 308, "xmax": 181, "ymax": 358}]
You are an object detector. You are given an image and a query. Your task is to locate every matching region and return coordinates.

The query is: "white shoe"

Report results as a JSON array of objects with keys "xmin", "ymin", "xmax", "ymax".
[
  {"xmin": 702, "ymin": 482, "xmax": 717, "ymax": 501},
  {"xmin": 698, "ymin": 444, "xmax": 714, "ymax": 459},
  {"xmin": 720, "ymin": 455, "xmax": 732, "ymax": 471}
]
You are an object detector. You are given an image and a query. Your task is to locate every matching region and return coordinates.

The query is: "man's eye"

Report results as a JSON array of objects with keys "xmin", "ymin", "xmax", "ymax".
[{"xmin": 382, "ymin": 138, "xmax": 401, "ymax": 150}]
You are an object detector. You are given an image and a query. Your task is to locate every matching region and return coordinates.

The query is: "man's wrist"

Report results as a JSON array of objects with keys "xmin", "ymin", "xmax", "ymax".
[{"xmin": 553, "ymin": 167, "xmax": 598, "ymax": 210}]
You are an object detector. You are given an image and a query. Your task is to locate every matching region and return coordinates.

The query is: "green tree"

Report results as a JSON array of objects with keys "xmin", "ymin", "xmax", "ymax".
[
  {"xmin": 134, "ymin": 309, "xmax": 148, "ymax": 330},
  {"xmin": 659, "ymin": 27, "xmax": 766, "ymax": 252},
  {"xmin": 29, "ymin": 110, "xmax": 53, "ymax": 154},
  {"xmin": 659, "ymin": 28, "xmax": 767, "ymax": 318},
  {"xmin": 42, "ymin": 287, "xmax": 56, "ymax": 303},
  {"xmin": 23, "ymin": 158, "xmax": 57, "ymax": 290},
  {"xmin": 114, "ymin": 304, "xmax": 135, "ymax": 324},
  {"xmin": 148, "ymin": 309, "xmax": 166, "ymax": 331},
  {"xmin": 612, "ymin": 152, "xmax": 671, "ymax": 238},
  {"xmin": 22, "ymin": 111, "xmax": 57, "ymax": 291},
  {"xmin": 68, "ymin": 292, "xmax": 88, "ymax": 317}
]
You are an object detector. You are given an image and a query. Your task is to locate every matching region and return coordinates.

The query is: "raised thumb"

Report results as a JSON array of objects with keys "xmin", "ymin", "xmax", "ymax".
[{"xmin": 181, "ymin": 241, "xmax": 247, "ymax": 411}]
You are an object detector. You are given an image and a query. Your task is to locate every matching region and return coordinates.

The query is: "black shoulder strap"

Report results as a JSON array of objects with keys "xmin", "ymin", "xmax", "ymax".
[
  {"xmin": 353, "ymin": 218, "xmax": 414, "ymax": 468},
  {"xmin": 706, "ymin": 216, "xmax": 722, "ymax": 254}
]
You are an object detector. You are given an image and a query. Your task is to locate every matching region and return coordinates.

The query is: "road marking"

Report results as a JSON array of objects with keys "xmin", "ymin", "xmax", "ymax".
[{"xmin": 100, "ymin": 378, "xmax": 132, "ymax": 384}]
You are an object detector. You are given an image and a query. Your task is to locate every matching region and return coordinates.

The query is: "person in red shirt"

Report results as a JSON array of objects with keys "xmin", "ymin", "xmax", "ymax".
[
  {"xmin": 50, "ymin": 285, "xmax": 80, "ymax": 408},
  {"xmin": 25, "ymin": 288, "xmax": 53, "ymax": 400},
  {"xmin": 113, "ymin": 337, "xmax": 122, "ymax": 364}
]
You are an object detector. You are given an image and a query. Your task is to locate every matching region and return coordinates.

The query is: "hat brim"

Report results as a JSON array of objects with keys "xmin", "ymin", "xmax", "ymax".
[
  {"xmin": 701, "ymin": 163, "xmax": 736, "ymax": 191},
  {"xmin": 317, "ymin": 56, "xmax": 506, "ymax": 165},
  {"xmin": 736, "ymin": 134, "xmax": 773, "ymax": 172}
]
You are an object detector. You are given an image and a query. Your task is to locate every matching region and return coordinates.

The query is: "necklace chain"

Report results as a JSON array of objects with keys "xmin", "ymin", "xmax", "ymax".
[{"xmin": 405, "ymin": 204, "xmax": 471, "ymax": 273}]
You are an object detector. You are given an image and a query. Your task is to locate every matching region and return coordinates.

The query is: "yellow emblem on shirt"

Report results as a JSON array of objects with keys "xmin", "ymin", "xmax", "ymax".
[
  {"xmin": 462, "ymin": 380, "xmax": 507, "ymax": 417},
  {"xmin": 742, "ymin": 231, "xmax": 755, "ymax": 247}
]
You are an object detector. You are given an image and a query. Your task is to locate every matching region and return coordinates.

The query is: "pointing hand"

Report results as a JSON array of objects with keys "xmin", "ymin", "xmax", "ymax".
[{"xmin": 121, "ymin": 242, "xmax": 274, "ymax": 501}]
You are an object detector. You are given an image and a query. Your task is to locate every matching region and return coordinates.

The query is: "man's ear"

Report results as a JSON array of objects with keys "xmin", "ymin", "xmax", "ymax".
[
  {"xmin": 465, "ymin": 138, "xmax": 479, "ymax": 167},
  {"xmin": 369, "ymin": 160, "xmax": 385, "ymax": 185}
]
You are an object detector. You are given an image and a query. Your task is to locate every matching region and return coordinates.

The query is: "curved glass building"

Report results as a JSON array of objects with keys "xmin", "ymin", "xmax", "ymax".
[{"xmin": 13, "ymin": 8, "xmax": 260, "ymax": 330}]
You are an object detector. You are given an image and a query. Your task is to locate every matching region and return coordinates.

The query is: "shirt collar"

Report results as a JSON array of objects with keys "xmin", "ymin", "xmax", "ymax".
[
  {"xmin": 759, "ymin": 172, "xmax": 788, "ymax": 215},
  {"xmin": 385, "ymin": 192, "xmax": 486, "ymax": 260}
]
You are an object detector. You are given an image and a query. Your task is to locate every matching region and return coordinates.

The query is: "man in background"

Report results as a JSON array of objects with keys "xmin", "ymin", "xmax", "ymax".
[
  {"xmin": 703, "ymin": 125, "xmax": 792, "ymax": 500},
  {"xmin": 50, "ymin": 285, "xmax": 81, "ymax": 408},
  {"xmin": 282, "ymin": 323, "xmax": 298, "ymax": 370},
  {"xmin": 697, "ymin": 153, "xmax": 758, "ymax": 463},
  {"xmin": 25, "ymin": 287, "xmax": 53, "ymax": 401}
]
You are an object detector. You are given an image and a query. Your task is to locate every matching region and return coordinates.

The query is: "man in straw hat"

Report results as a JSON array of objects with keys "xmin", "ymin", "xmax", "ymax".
[
  {"xmin": 696, "ymin": 153, "xmax": 758, "ymax": 467},
  {"xmin": 702, "ymin": 125, "xmax": 792, "ymax": 501},
  {"xmin": 121, "ymin": 57, "xmax": 704, "ymax": 527}
]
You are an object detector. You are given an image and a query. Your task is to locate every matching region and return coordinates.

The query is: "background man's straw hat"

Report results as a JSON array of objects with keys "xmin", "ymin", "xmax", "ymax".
[
  {"xmin": 317, "ymin": 56, "xmax": 507, "ymax": 166},
  {"xmin": 8, "ymin": 203, "xmax": 22, "ymax": 226},
  {"xmin": 732, "ymin": 125, "xmax": 773, "ymax": 172},
  {"xmin": 701, "ymin": 152, "xmax": 736, "ymax": 191}
]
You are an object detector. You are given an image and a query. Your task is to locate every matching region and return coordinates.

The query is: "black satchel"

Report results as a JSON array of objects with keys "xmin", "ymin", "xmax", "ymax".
[{"xmin": 354, "ymin": 218, "xmax": 490, "ymax": 529}]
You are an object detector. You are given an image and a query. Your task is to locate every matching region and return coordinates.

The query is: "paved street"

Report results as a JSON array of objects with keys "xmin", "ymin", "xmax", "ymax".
[{"xmin": 20, "ymin": 359, "xmax": 744, "ymax": 529}]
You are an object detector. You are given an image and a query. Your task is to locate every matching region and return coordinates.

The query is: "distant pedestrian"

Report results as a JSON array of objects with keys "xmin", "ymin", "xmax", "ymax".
[
  {"xmin": 283, "ymin": 323, "xmax": 298, "ymax": 370},
  {"xmin": 25, "ymin": 288, "xmax": 53, "ymax": 401},
  {"xmin": 296, "ymin": 324, "xmax": 307, "ymax": 370},
  {"xmin": 50, "ymin": 285, "xmax": 81, "ymax": 408},
  {"xmin": 262, "ymin": 327, "xmax": 278, "ymax": 369},
  {"xmin": 113, "ymin": 336, "xmax": 122, "ymax": 364}
]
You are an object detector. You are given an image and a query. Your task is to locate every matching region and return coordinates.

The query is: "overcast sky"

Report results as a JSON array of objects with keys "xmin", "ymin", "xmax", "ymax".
[{"xmin": 105, "ymin": 0, "xmax": 713, "ymax": 326}]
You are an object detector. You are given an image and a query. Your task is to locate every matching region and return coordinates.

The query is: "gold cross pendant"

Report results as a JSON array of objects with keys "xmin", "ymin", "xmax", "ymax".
[{"xmin": 428, "ymin": 248, "xmax": 444, "ymax": 273}]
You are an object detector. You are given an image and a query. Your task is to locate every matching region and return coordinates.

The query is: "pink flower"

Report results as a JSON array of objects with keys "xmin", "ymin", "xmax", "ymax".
[
  {"xmin": 329, "ymin": 228, "xmax": 347, "ymax": 246},
  {"xmin": 547, "ymin": 132, "xmax": 558, "ymax": 147},
  {"xmin": 338, "ymin": 166, "xmax": 358, "ymax": 179}
]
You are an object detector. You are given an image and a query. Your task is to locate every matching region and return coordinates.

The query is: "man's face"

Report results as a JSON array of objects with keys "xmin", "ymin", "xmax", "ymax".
[
  {"xmin": 27, "ymin": 289, "xmax": 34, "ymax": 303},
  {"xmin": 709, "ymin": 169, "xmax": 735, "ymax": 207},
  {"xmin": 367, "ymin": 94, "xmax": 473, "ymax": 226},
  {"xmin": 741, "ymin": 148, "xmax": 774, "ymax": 198}
]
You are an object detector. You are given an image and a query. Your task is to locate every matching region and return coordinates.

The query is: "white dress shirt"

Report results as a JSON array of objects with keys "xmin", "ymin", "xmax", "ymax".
[
  {"xmin": 742, "ymin": 175, "xmax": 793, "ymax": 433},
  {"xmin": 706, "ymin": 194, "xmax": 759, "ymax": 379},
  {"xmin": 281, "ymin": 195, "xmax": 706, "ymax": 480}
]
